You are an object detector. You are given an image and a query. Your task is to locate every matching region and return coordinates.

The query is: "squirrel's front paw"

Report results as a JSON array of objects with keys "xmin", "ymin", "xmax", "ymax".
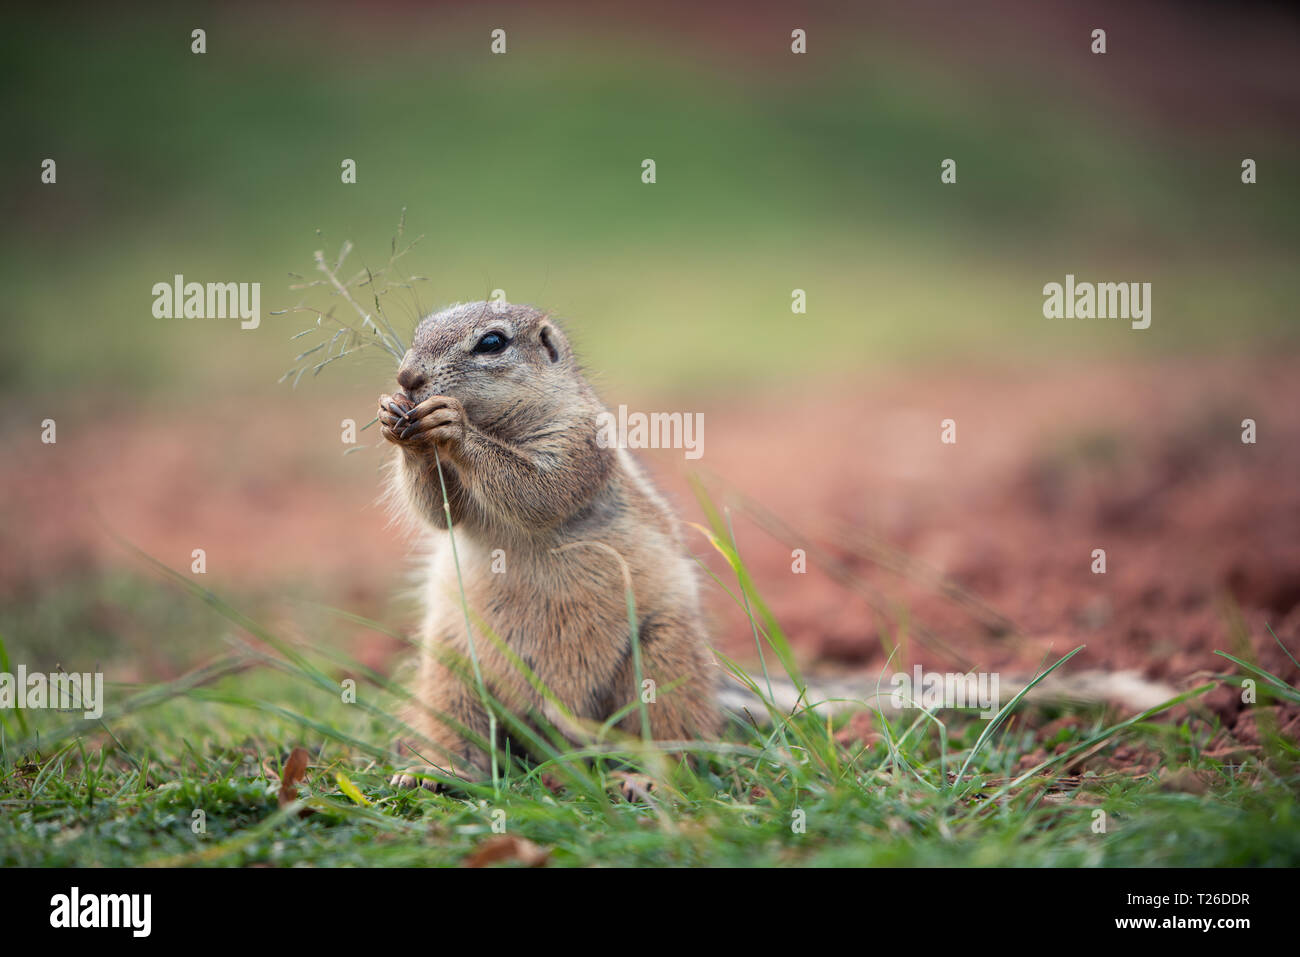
[
  {"xmin": 378, "ymin": 393, "xmax": 466, "ymax": 451},
  {"xmin": 378, "ymin": 392, "xmax": 414, "ymax": 445}
]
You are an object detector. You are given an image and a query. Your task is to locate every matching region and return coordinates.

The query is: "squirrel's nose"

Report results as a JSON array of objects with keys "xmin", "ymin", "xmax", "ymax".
[{"xmin": 397, "ymin": 365, "xmax": 426, "ymax": 394}]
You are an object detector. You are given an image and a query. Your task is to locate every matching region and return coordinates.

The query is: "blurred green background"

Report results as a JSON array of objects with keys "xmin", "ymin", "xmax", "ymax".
[{"xmin": 3, "ymin": 2, "xmax": 1296, "ymax": 403}]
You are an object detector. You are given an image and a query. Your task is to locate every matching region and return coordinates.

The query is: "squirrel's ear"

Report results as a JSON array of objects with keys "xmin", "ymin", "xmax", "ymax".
[{"xmin": 538, "ymin": 322, "xmax": 562, "ymax": 364}]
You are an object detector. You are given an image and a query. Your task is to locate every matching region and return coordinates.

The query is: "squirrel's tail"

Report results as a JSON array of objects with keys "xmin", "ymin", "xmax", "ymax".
[{"xmin": 718, "ymin": 668, "xmax": 1179, "ymax": 723}]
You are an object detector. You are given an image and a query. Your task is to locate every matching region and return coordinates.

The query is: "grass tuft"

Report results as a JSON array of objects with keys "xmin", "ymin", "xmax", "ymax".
[{"xmin": 1, "ymin": 520, "xmax": 1296, "ymax": 866}]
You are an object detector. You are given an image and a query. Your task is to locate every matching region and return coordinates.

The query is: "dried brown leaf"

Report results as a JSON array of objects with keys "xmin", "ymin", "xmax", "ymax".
[
  {"xmin": 278, "ymin": 747, "xmax": 310, "ymax": 808},
  {"xmin": 464, "ymin": 835, "xmax": 549, "ymax": 868}
]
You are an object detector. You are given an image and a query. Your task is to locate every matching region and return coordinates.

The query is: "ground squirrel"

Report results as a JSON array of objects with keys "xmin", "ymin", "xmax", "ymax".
[
  {"xmin": 378, "ymin": 302, "xmax": 721, "ymax": 786},
  {"xmin": 374, "ymin": 304, "xmax": 1174, "ymax": 790}
]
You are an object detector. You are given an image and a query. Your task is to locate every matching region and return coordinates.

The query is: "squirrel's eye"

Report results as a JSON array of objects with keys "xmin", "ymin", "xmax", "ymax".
[{"xmin": 472, "ymin": 331, "xmax": 510, "ymax": 355}]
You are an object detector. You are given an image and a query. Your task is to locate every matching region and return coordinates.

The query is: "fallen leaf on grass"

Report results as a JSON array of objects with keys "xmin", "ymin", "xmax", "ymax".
[
  {"xmin": 278, "ymin": 747, "xmax": 310, "ymax": 808},
  {"xmin": 336, "ymin": 771, "xmax": 372, "ymax": 807},
  {"xmin": 464, "ymin": 835, "xmax": 549, "ymax": 868}
]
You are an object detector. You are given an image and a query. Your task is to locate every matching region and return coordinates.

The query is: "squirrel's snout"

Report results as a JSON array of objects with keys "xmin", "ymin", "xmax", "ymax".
[{"xmin": 396, "ymin": 365, "xmax": 427, "ymax": 395}]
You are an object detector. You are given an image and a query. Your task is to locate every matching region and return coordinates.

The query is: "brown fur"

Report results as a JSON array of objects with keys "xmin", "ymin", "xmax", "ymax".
[{"xmin": 378, "ymin": 302, "xmax": 720, "ymax": 787}]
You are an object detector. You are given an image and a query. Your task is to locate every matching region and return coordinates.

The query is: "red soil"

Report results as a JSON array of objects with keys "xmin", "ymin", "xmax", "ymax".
[{"xmin": 3, "ymin": 354, "xmax": 1297, "ymax": 749}]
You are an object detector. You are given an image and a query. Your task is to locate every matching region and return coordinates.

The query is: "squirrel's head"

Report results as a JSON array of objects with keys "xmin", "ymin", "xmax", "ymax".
[{"xmin": 396, "ymin": 301, "xmax": 577, "ymax": 424}]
